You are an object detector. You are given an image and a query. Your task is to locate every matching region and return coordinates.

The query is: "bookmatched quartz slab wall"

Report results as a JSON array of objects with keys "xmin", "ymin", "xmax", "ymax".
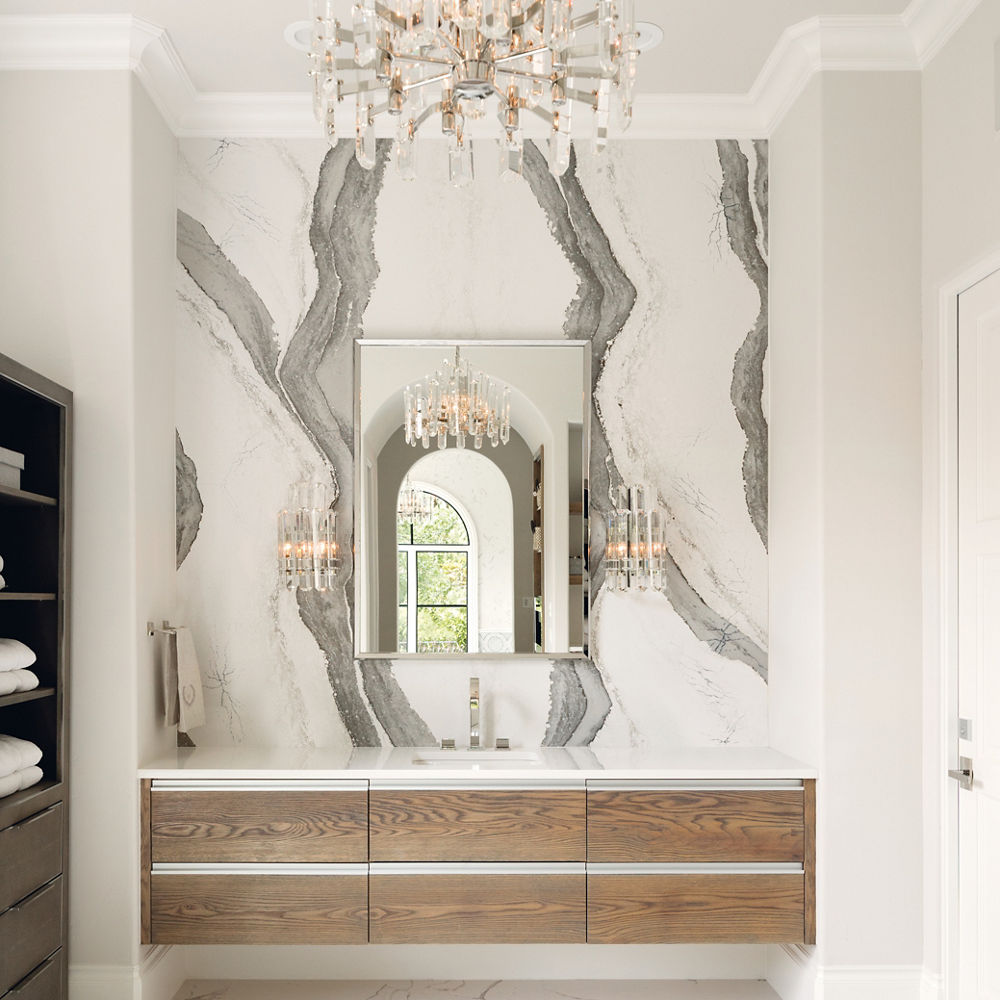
[{"xmin": 174, "ymin": 138, "xmax": 769, "ymax": 752}]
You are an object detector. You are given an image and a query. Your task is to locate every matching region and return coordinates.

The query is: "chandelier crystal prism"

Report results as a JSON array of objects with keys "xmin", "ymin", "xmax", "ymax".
[
  {"xmin": 404, "ymin": 347, "xmax": 511, "ymax": 450},
  {"xmin": 306, "ymin": 0, "xmax": 639, "ymax": 182}
]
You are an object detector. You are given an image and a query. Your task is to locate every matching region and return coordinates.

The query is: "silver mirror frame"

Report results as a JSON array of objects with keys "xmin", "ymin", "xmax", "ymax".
[{"xmin": 353, "ymin": 338, "xmax": 591, "ymax": 661}]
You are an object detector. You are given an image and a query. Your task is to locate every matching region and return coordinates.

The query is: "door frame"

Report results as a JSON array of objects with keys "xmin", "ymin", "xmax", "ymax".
[{"xmin": 929, "ymin": 247, "xmax": 1000, "ymax": 999}]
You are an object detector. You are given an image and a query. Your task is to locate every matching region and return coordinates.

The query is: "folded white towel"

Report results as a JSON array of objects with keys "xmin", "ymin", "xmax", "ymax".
[
  {"xmin": 0, "ymin": 764, "xmax": 42, "ymax": 799},
  {"xmin": 0, "ymin": 573, "xmax": 5, "ymax": 591},
  {"xmin": 0, "ymin": 673, "xmax": 16, "ymax": 696},
  {"xmin": 0, "ymin": 638, "xmax": 36, "ymax": 672},
  {"xmin": 9, "ymin": 669, "xmax": 39, "ymax": 692},
  {"xmin": 0, "ymin": 734, "xmax": 42, "ymax": 776},
  {"xmin": 16, "ymin": 764, "xmax": 42, "ymax": 791}
]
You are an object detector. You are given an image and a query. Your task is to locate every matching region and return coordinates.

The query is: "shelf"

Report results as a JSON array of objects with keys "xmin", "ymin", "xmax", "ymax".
[
  {"xmin": 0, "ymin": 592, "xmax": 56, "ymax": 601},
  {"xmin": 569, "ymin": 502, "xmax": 584, "ymax": 516},
  {"xmin": 0, "ymin": 687, "xmax": 55, "ymax": 709},
  {"xmin": 569, "ymin": 575, "xmax": 583, "ymax": 586},
  {"xmin": 0, "ymin": 779, "xmax": 62, "ymax": 828},
  {"xmin": 0, "ymin": 483, "xmax": 57, "ymax": 507}
]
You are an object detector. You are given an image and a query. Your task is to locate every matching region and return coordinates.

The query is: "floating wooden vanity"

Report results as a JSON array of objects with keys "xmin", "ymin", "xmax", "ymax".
[{"xmin": 139, "ymin": 748, "xmax": 816, "ymax": 947}]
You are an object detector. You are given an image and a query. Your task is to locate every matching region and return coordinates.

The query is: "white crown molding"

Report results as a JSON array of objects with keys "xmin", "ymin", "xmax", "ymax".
[{"xmin": 0, "ymin": 0, "xmax": 983, "ymax": 139}]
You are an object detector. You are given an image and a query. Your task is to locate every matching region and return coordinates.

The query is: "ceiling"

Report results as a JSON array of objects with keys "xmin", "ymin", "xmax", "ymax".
[{"xmin": 0, "ymin": 0, "xmax": 912, "ymax": 97}]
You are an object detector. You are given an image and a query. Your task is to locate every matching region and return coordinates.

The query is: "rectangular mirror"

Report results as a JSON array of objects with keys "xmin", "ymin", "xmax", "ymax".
[{"xmin": 355, "ymin": 340, "xmax": 590, "ymax": 659}]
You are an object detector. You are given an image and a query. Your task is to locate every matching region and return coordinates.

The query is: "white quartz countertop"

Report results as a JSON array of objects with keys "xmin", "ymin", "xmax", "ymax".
[{"xmin": 138, "ymin": 746, "xmax": 816, "ymax": 781}]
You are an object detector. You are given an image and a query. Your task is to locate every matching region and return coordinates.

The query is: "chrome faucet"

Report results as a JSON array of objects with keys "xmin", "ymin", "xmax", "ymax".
[{"xmin": 469, "ymin": 676, "xmax": 480, "ymax": 749}]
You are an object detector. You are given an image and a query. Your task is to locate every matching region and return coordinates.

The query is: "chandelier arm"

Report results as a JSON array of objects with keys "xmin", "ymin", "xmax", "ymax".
[
  {"xmin": 369, "ymin": 101, "xmax": 390, "ymax": 117},
  {"xmin": 410, "ymin": 102, "xmax": 444, "ymax": 133},
  {"xmin": 565, "ymin": 43, "xmax": 600, "ymax": 58},
  {"xmin": 523, "ymin": 104, "xmax": 556, "ymax": 127},
  {"xmin": 511, "ymin": 0, "xmax": 544, "ymax": 29},
  {"xmin": 564, "ymin": 66, "xmax": 615, "ymax": 80},
  {"xmin": 391, "ymin": 53, "xmax": 456, "ymax": 67},
  {"xmin": 334, "ymin": 58, "xmax": 362, "ymax": 70},
  {"xmin": 434, "ymin": 30, "xmax": 466, "ymax": 64},
  {"xmin": 493, "ymin": 67, "xmax": 556, "ymax": 83},
  {"xmin": 339, "ymin": 79, "xmax": 388, "ymax": 97},
  {"xmin": 493, "ymin": 44, "xmax": 551, "ymax": 66},
  {"xmin": 570, "ymin": 10, "xmax": 601, "ymax": 31},
  {"xmin": 373, "ymin": 2, "xmax": 408, "ymax": 30},
  {"xmin": 566, "ymin": 88, "xmax": 599, "ymax": 108},
  {"xmin": 337, "ymin": 26, "xmax": 355, "ymax": 43},
  {"xmin": 403, "ymin": 72, "xmax": 454, "ymax": 92}
]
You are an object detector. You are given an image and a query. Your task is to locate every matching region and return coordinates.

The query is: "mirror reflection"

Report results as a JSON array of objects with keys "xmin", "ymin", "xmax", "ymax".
[{"xmin": 355, "ymin": 340, "xmax": 590, "ymax": 658}]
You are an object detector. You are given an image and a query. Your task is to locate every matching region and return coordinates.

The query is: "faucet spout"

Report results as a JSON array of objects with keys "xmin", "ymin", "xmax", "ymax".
[{"xmin": 469, "ymin": 676, "xmax": 480, "ymax": 749}]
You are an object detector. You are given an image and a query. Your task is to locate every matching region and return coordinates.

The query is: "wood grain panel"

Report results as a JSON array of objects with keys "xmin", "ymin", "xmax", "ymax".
[
  {"xmin": 587, "ymin": 789, "xmax": 804, "ymax": 863},
  {"xmin": 369, "ymin": 789, "xmax": 585, "ymax": 861},
  {"xmin": 587, "ymin": 873, "xmax": 805, "ymax": 944},
  {"xmin": 0, "ymin": 803, "xmax": 62, "ymax": 913},
  {"xmin": 804, "ymin": 779, "xmax": 816, "ymax": 944},
  {"xmin": 149, "ymin": 874, "xmax": 367, "ymax": 945},
  {"xmin": 370, "ymin": 873, "xmax": 585, "ymax": 943},
  {"xmin": 1, "ymin": 951, "xmax": 61, "ymax": 1000},
  {"xmin": 150, "ymin": 789, "xmax": 368, "ymax": 863},
  {"xmin": 140, "ymin": 780, "xmax": 151, "ymax": 944},
  {"xmin": 0, "ymin": 877, "xmax": 63, "ymax": 995}
]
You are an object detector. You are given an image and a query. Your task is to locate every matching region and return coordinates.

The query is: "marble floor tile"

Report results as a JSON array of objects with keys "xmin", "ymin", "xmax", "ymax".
[{"xmin": 175, "ymin": 980, "xmax": 780, "ymax": 1000}]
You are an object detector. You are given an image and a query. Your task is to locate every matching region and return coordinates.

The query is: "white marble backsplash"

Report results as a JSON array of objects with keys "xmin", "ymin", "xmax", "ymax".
[{"xmin": 175, "ymin": 137, "xmax": 768, "ymax": 751}]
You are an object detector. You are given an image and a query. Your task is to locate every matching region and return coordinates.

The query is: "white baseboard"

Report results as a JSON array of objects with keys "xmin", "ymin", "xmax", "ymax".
[
  {"xmin": 182, "ymin": 943, "xmax": 767, "ymax": 982},
  {"xmin": 920, "ymin": 969, "xmax": 944, "ymax": 1000},
  {"xmin": 140, "ymin": 945, "xmax": 186, "ymax": 1000},
  {"xmin": 816, "ymin": 965, "xmax": 925, "ymax": 1000},
  {"xmin": 767, "ymin": 943, "xmax": 818, "ymax": 1000},
  {"xmin": 69, "ymin": 946, "xmax": 185, "ymax": 1000}
]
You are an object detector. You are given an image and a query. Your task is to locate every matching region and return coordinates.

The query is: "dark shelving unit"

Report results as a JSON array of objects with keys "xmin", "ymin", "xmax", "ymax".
[{"xmin": 0, "ymin": 352, "xmax": 71, "ymax": 1000}]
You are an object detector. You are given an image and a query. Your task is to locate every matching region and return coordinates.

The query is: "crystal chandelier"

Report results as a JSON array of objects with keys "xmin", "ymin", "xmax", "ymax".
[
  {"xmin": 404, "ymin": 347, "xmax": 511, "ymax": 449},
  {"xmin": 305, "ymin": 0, "xmax": 639, "ymax": 182},
  {"xmin": 605, "ymin": 484, "xmax": 668, "ymax": 592},
  {"xmin": 398, "ymin": 476, "xmax": 436, "ymax": 520},
  {"xmin": 278, "ymin": 481, "xmax": 340, "ymax": 591}
]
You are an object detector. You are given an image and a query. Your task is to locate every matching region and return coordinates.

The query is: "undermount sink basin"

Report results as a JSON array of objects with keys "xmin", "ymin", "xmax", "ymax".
[{"xmin": 411, "ymin": 749, "xmax": 542, "ymax": 768}]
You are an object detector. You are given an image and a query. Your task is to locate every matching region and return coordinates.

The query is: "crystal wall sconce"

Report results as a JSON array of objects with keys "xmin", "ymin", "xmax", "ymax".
[
  {"xmin": 605, "ymin": 483, "xmax": 668, "ymax": 592},
  {"xmin": 278, "ymin": 481, "xmax": 340, "ymax": 592}
]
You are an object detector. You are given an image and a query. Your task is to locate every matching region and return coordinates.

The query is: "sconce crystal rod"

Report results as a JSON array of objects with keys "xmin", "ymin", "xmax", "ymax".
[
  {"xmin": 606, "ymin": 483, "xmax": 667, "ymax": 592},
  {"xmin": 278, "ymin": 481, "xmax": 340, "ymax": 592}
]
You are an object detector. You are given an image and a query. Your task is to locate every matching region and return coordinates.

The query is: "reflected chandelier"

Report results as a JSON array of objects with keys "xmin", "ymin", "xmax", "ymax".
[
  {"xmin": 404, "ymin": 347, "xmax": 511, "ymax": 450},
  {"xmin": 398, "ymin": 476, "xmax": 436, "ymax": 520},
  {"xmin": 304, "ymin": 0, "xmax": 639, "ymax": 182}
]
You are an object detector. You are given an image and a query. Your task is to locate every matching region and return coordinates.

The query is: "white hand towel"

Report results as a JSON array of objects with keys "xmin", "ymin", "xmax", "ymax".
[
  {"xmin": 10, "ymin": 669, "xmax": 39, "ymax": 692},
  {"xmin": 0, "ymin": 771, "xmax": 19, "ymax": 798},
  {"xmin": 16, "ymin": 764, "xmax": 43, "ymax": 791},
  {"xmin": 172, "ymin": 627, "xmax": 205, "ymax": 734},
  {"xmin": 0, "ymin": 734, "xmax": 43, "ymax": 775},
  {"xmin": 0, "ymin": 673, "xmax": 17, "ymax": 696},
  {"xmin": 0, "ymin": 638, "xmax": 36, "ymax": 672},
  {"xmin": 0, "ymin": 574, "xmax": 5, "ymax": 591}
]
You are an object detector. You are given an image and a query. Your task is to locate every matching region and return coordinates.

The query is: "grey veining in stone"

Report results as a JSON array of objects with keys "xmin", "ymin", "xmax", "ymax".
[
  {"xmin": 175, "ymin": 429, "xmax": 203, "ymax": 569},
  {"xmin": 542, "ymin": 658, "xmax": 613, "ymax": 747},
  {"xmin": 753, "ymin": 139, "xmax": 769, "ymax": 256},
  {"xmin": 525, "ymin": 140, "xmax": 767, "ymax": 687},
  {"xmin": 717, "ymin": 139, "xmax": 769, "ymax": 550},
  {"xmin": 177, "ymin": 148, "xmax": 437, "ymax": 747},
  {"xmin": 359, "ymin": 659, "xmax": 437, "ymax": 747}
]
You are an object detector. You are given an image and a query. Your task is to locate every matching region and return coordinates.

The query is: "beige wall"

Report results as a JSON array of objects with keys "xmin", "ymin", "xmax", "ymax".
[
  {"xmin": 769, "ymin": 70, "xmax": 924, "ymax": 995},
  {"xmin": 0, "ymin": 69, "xmax": 178, "ymax": 998}
]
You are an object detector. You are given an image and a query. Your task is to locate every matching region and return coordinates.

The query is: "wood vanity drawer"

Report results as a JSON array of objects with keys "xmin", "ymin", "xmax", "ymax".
[
  {"xmin": 0, "ymin": 952, "xmax": 62, "ymax": 1000},
  {"xmin": 0, "ymin": 805, "xmax": 63, "ymax": 913},
  {"xmin": 150, "ymin": 782, "xmax": 368, "ymax": 863},
  {"xmin": 587, "ymin": 872, "xmax": 805, "ymax": 944},
  {"xmin": 369, "ymin": 787, "xmax": 585, "ymax": 861},
  {"xmin": 149, "ymin": 869, "xmax": 368, "ymax": 944},
  {"xmin": 587, "ymin": 786, "xmax": 804, "ymax": 863},
  {"xmin": 0, "ymin": 877, "xmax": 63, "ymax": 995},
  {"xmin": 369, "ymin": 866, "xmax": 586, "ymax": 943}
]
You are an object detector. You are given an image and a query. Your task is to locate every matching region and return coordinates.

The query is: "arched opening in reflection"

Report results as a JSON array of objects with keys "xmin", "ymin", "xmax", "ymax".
[{"xmin": 395, "ymin": 486, "xmax": 479, "ymax": 653}]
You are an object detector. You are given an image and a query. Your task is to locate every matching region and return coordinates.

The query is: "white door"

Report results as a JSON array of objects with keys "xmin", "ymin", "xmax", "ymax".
[{"xmin": 957, "ymin": 269, "xmax": 1000, "ymax": 999}]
